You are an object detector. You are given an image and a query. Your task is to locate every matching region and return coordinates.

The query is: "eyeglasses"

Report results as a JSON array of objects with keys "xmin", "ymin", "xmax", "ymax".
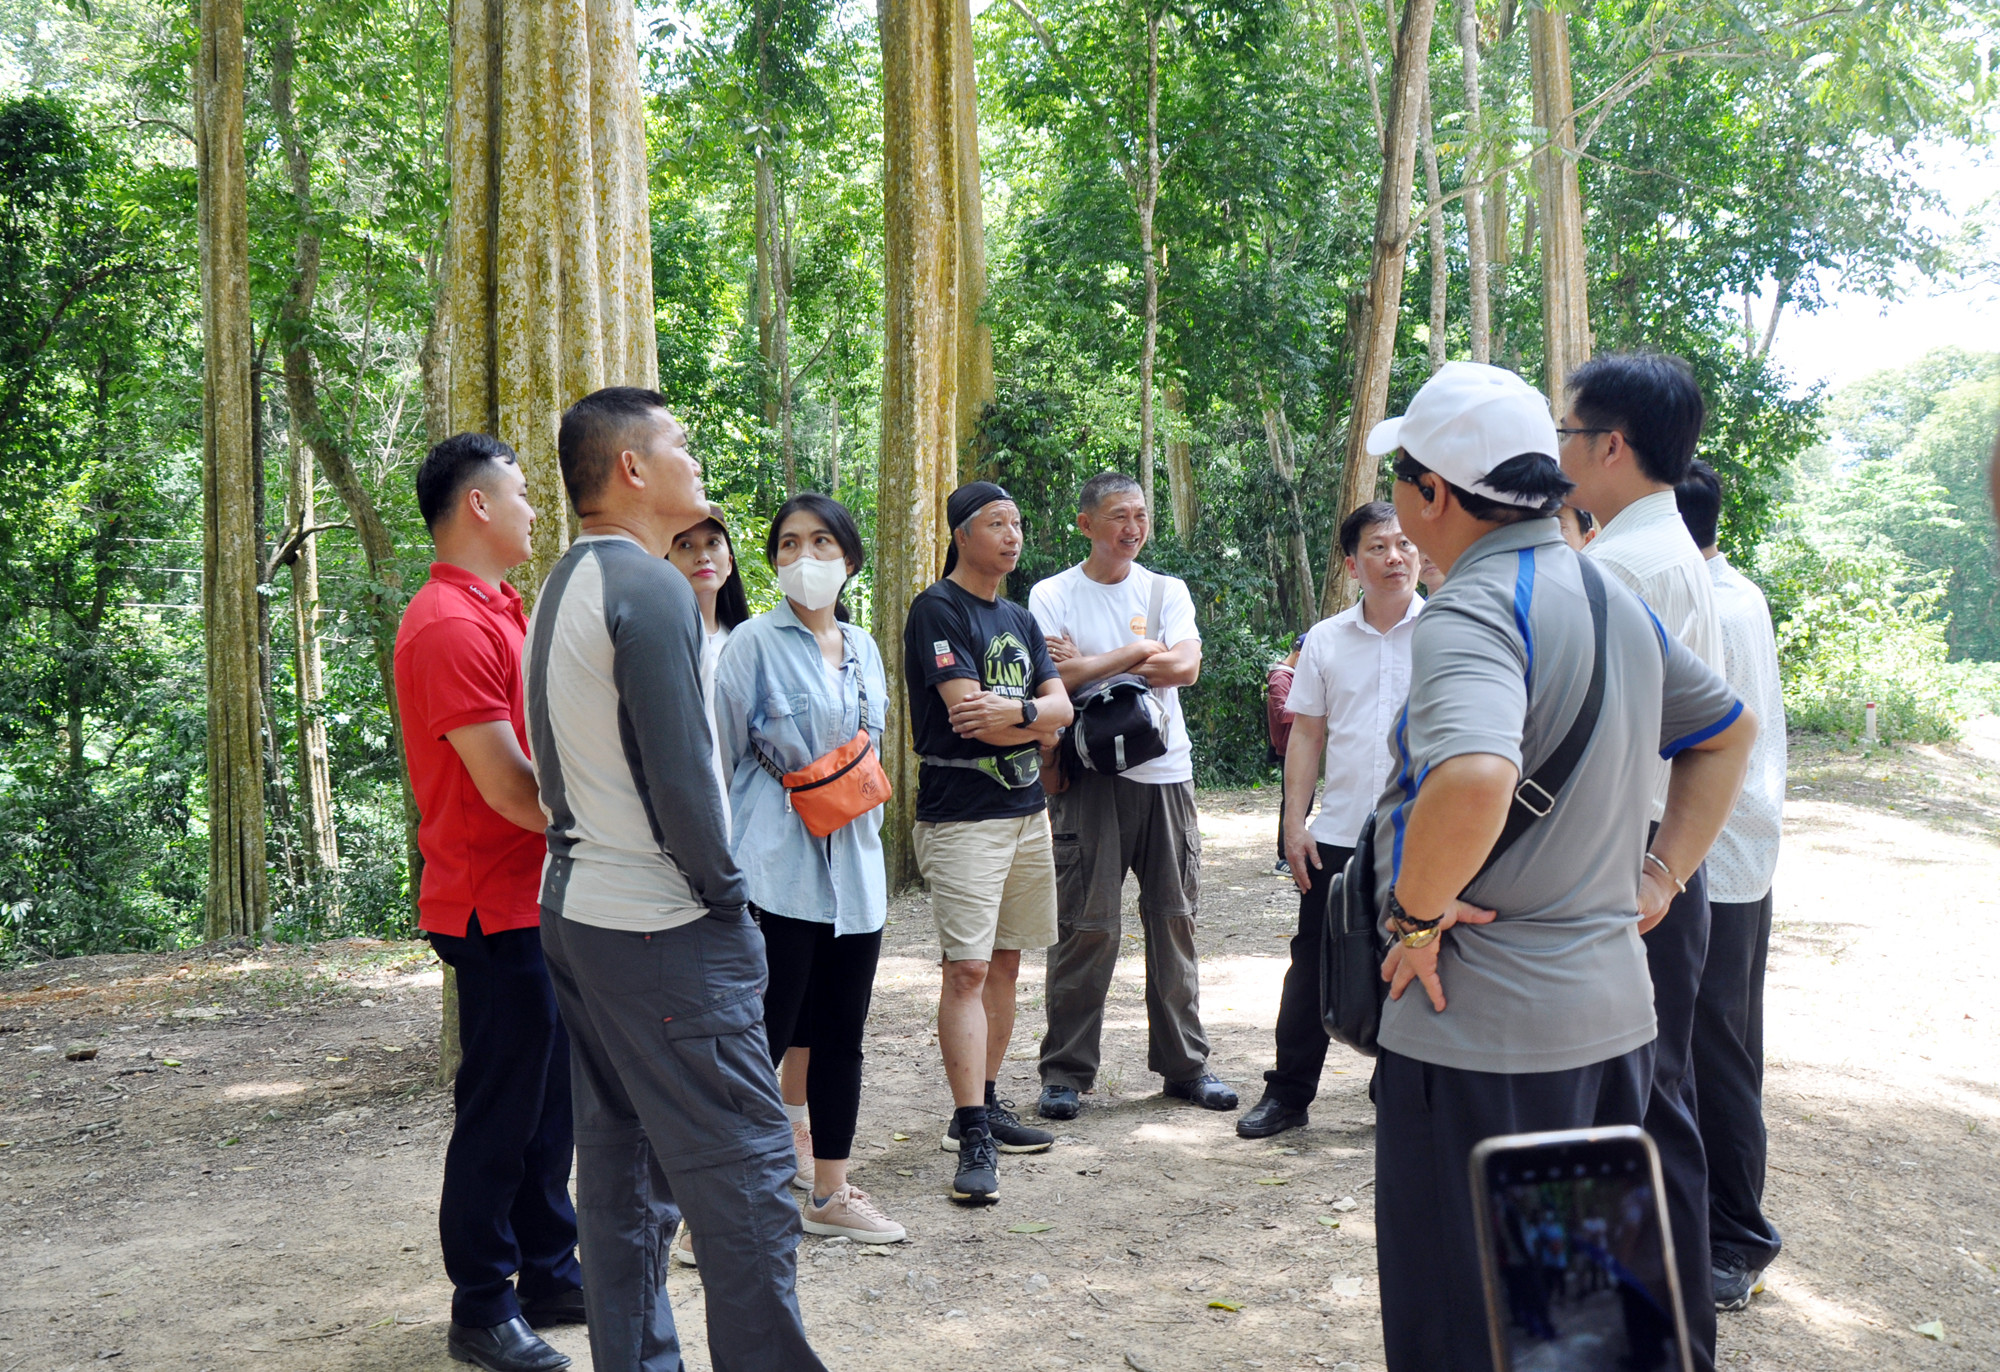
[{"xmin": 1556, "ymin": 426, "xmax": 1613, "ymax": 440}]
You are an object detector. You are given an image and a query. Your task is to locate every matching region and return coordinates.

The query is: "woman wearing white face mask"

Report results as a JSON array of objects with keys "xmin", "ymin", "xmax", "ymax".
[{"xmin": 711, "ymin": 493, "xmax": 901, "ymax": 1246}]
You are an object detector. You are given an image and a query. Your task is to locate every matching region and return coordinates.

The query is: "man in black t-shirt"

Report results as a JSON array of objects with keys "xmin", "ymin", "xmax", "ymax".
[{"xmin": 903, "ymin": 482, "xmax": 1074, "ymax": 1206}]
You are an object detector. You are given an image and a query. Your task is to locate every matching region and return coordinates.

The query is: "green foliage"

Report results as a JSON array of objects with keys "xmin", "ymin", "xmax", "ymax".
[
  {"xmin": 1758, "ymin": 536, "xmax": 1974, "ymax": 742},
  {"xmin": 1760, "ymin": 348, "xmax": 2000, "ymax": 742},
  {"xmin": 0, "ymin": 92, "xmax": 206, "ymax": 959}
]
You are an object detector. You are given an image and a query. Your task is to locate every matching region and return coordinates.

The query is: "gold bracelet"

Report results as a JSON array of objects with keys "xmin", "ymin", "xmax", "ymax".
[{"xmin": 1643, "ymin": 851, "xmax": 1686, "ymax": 895}]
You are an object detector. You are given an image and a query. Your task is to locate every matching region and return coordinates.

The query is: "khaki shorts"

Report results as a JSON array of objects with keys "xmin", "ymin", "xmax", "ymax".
[{"xmin": 914, "ymin": 813, "xmax": 1059, "ymax": 962}]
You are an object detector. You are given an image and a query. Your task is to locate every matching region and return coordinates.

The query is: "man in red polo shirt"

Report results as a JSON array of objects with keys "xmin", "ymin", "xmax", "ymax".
[{"xmin": 395, "ymin": 432, "xmax": 577, "ymax": 1372}]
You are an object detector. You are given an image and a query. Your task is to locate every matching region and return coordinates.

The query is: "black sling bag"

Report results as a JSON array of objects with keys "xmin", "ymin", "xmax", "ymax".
[{"xmin": 1319, "ymin": 555, "xmax": 1611, "ymax": 1056}]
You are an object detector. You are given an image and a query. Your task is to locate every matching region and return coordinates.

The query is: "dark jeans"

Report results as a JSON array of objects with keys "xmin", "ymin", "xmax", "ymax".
[
  {"xmin": 1641, "ymin": 858, "xmax": 1717, "ymax": 1371},
  {"xmin": 1263, "ymin": 842, "xmax": 1353, "ymax": 1108},
  {"xmin": 541, "ymin": 909, "xmax": 827, "ymax": 1372},
  {"xmin": 1694, "ymin": 891, "xmax": 1781, "ymax": 1270},
  {"xmin": 1374, "ymin": 1044, "xmax": 1653, "ymax": 1372},
  {"xmin": 427, "ymin": 914, "xmax": 581, "ymax": 1329},
  {"xmin": 757, "ymin": 910, "xmax": 883, "ymax": 1162}
]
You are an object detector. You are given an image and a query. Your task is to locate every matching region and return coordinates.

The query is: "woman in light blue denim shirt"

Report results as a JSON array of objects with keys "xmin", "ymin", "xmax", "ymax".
[{"xmin": 711, "ymin": 493, "xmax": 903, "ymax": 1245}]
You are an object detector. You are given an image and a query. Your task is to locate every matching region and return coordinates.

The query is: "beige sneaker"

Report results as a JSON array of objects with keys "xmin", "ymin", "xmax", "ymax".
[
  {"xmin": 670, "ymin": 1223, "xmax": 697, "ymax": 1268},
  {"xmin": 790, "ymin": 1116, "xmax": 815, "ymax": 1192},
  {"xmin": 802, "ymin": 1184, "xmax": 906, "ymax": 1244}
]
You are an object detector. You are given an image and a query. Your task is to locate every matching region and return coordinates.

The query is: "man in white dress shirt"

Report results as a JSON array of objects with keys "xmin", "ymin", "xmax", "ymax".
[
  {"xmin": 1677, "ymin": 460, "xmax": 1786, "ymax": 1312},
  {"xmin": 1562, "ymin": 351, "xmax": 1726, "ymax": 1370},
  {"xmin": 1239, "ymin": 502, "xmax": 1422, "ymax": 1139}
]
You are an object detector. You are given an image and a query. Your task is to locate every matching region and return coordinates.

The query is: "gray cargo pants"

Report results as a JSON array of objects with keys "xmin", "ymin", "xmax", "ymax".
[
  {"xmin": 540, "ymin": 908, "xmax": 827, "ymax": 1372},
  {"xmin": 1039, "ymin": 773, "xmax": 1210, "ymax": 1091}
]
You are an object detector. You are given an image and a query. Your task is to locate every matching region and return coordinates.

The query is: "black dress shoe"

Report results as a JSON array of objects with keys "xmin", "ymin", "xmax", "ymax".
[
  {"xmin": 1236, "ymin": 1095, "xmax": 1310, "ymax": 1139},
  {"xmin": 518, "ymin": 1286, "xmax": 588, "ymax": 1328},
  {"xmin": 447, "ymin": 1316, "xmax": 571, "ymax": 1372},
  {"xmin": 1163, "ymin": 1072, "xmax": 1240, "ymax": 1111}
]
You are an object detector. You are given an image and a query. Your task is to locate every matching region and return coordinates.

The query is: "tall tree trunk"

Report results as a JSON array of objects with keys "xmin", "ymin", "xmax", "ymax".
[
  {"xmin": 1529, "ymin": 0, "xmax": 1589, "ymax": 407},
  {"xmin": 272, "ymin": 19, "xmax": 421, "ymax": 924},
  {"xmin": 253, "ymin": 360, "xmax": 301, "ymax": 895},
  {"xmin": 444, "ymin": 0, "xmax": 659, "ymax": 598},
  {"xmin": 827, "ymin": 389, "xmax": 842, "ymax": 495},
  {"xmin": 1136, "ymin": 9, "xmax": 1161, "ymax": 524},
  {"xmin": 1456, "ymin": 0, "xmax": 1490, "ymax": 362},
  {"xmin": 877, "ymin": 0, "xmax": 962, "ymax": 889},
  {"xmin": 1322, "ymin": 0, "xmax": 1437, "ymax": 618},
  {"xmin": 286, "ymin": 422, "xmax": 339, "ymax": 911},
  {"xmin": 755, "ymin": 149, "xmax": 778, "ymax": 444},
  {"xmin": 197, "ymin": 0, "xmax": 269, "ymax": 942},
  {"xmin": 1260, "ymin": 391, "xmax": 1315, "ymax": 629},
  {"xmin": 1421, "ymin": 85, "xmax": 1447, "ymax": 374},
  {"xmin": 953, "ymin": 0, "xmax": 995, "ymax": 466},
  {"xmin": 774, "ymin": 181, "xmax": 796, "ymax": 496},
  {"xmin": 1163, "ymin": 383, "xmax": 1198, "ymax": 540}
]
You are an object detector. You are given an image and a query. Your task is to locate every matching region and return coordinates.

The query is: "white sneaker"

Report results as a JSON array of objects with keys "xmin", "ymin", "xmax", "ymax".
[
  {"xmin": 790, "ymin": 1116, "xmax": 815, "ymax": 1191},
  {"xmin": 670, "ymin": 1223, "xmax": 697, "ymax": 1268},
  {"xmin": 802, "ymin": 1184, "xmax": 906, "ymax": 1244}
]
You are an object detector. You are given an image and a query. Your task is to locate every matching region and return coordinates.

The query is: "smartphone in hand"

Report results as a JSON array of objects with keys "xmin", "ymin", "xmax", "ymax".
[{"xmin": 1469, "ymin": 1126, "xmax": 1694, "ymax": 1372}]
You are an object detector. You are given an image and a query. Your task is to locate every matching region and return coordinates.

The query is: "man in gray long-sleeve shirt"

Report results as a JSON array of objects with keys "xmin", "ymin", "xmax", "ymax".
[{"xmin": 526, "ymin": 387, "xmax": 827, "ymax": 1372}]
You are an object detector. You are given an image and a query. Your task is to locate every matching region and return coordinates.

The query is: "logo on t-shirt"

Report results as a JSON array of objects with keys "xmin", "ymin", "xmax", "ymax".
[
  {"xmin": 1128, "ymin": 614, "xmax": 1146, "ymax": 637},
  {"xmin": 933, "ymin": 638, "xmax": 955, "ymax": 669},
  {"xmin": 983, "ymin": 632, "xmax": 1032, "ymax": 699}
]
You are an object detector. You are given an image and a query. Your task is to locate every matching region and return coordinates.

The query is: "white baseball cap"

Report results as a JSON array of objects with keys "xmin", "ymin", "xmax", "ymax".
[{"xmin": 1366, "ymin": 361, "xmax": 1560, "ymax": 508}]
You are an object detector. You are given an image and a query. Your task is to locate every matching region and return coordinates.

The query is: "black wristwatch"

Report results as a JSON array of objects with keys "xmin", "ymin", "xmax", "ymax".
[{"xmin": 1019, "ymin": 697, "xmax": 1039, "ymax": 726}]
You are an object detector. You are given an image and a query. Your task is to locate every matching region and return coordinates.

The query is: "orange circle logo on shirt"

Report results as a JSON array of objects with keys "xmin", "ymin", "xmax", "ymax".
[{"xmin": 1129, "ymin": 614, "xmax": 1147, "ymax": 636}]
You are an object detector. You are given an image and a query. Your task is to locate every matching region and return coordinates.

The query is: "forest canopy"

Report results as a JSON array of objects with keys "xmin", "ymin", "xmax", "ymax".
[{"xmin": 0, "ymin": 0, "xmax": 1996, "ymax": 959}]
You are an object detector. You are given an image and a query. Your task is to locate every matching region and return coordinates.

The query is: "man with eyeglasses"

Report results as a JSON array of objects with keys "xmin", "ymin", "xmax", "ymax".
[{"xmin": 1560, "ymin": 351, "xmax": 1729, "ymax": 1370}]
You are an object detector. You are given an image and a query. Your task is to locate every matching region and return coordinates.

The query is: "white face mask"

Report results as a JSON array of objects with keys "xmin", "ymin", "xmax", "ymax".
[{"xmin": 777, "ymin": 552, "xmax": 848, "ymax": 611}]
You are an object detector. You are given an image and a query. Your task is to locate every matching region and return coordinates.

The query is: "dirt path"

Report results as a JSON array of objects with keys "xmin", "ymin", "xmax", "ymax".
[{"xmin": 4, "ymin": 725, "xmax": 1999, "ymax": 1371}]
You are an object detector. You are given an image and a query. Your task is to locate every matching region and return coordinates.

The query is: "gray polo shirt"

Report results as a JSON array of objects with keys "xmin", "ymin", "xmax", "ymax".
[{"xmin": 1371, "ymin": 520, "xmax": 1741, "ymax": 1075}]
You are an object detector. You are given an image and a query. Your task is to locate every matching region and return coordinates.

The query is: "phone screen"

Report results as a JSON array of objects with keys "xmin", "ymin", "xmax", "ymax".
[{"xmin": 1475, "ymin": 1131, "xmax": 1687, "ymax": 1372}]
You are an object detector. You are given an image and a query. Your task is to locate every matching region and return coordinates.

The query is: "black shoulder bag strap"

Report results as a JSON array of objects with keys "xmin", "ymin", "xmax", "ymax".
[{"xmin": 1469, "ymin": 554, "xmax": 1611, "ymax": 885}]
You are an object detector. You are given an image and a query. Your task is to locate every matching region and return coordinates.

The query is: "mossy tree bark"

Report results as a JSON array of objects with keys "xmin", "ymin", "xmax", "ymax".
[
  {"xmin": 877, "ymin": 0, "xmax": 972, "ymax": 890},
  {"xmin": 197, "ymin": 0, "xmax": 269, "ymax": 942},
  {"xmin": 1322, "ymin": 0, "xmax": 1437, "ymax": 617},
  {"xmin": 443, "ymin": 0, "xmax": 659, "ymax": 598}
]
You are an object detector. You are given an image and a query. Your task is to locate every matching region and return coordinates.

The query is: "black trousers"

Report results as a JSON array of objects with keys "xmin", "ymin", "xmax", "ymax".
[
  {"xmin": 758, "ymin": 910, "xmax": 883, "ymax": 1163},
  {"xmin": 1694, "ymin": 890, "xmax": 1781, "ymax": 1270},
  {"xmin": 1374, "ymin": 1044, "xmax": 1653, "ymax": 1372},
  {"xmin": 1641, "ymin": 859, "xmax": 1718, "ymax": 1371},
  {"xmin": 429, "ymin": 914, "xmax": 582, "ymax": 1328},
  {"xmin": 1263, "ymin": 842, "xmax": 1353, "ymax": 1108}
]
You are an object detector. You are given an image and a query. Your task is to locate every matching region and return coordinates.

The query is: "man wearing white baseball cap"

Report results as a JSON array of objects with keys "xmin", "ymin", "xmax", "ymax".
[{"xmin": 1361, "ymin": 362, "xmax": 1754, "ymax": 1372}]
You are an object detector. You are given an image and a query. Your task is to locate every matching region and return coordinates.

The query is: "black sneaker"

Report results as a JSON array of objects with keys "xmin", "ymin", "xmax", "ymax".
[
  {"xmin": 1712, "ymin": 1246, "xmax": 1765, "ymax": 1312},
  {"xmin": 950, "ymin": 1125, "xmax": 1000, "ymax": 1205},
  {"xmin": 1037, "ymin": 1083, "xmax": 1081, "ymax": 1120},
  {"xmin": 942, "ymin": 1098, "xmax": 1054, "ymax": 1154}
]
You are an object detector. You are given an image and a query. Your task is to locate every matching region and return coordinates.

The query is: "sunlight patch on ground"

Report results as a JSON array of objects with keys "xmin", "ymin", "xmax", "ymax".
[{"xmin": 221, "ymin": 1080, "xmax": 309, "ymax": 1101}]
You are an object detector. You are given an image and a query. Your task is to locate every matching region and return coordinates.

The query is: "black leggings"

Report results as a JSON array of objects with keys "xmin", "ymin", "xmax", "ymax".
[{"xmin": 756, "ymin": 910, "xmax": 882, "ymax": 1162}]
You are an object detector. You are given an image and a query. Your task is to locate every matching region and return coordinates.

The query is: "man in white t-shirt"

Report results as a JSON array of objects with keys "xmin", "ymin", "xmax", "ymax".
[
  {"xmin": 1239, "ymin": 501, "xmax": 1422, "ymax": 1139},
  {"xmin": 1028, "ymin": 472, "xmax": 1239, "ymax": 1120}
]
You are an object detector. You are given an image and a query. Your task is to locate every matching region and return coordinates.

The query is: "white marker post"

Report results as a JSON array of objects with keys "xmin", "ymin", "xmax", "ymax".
[{"xmin": 1864, "ymin": 701, "xmax": 1878, "ymax": 744}]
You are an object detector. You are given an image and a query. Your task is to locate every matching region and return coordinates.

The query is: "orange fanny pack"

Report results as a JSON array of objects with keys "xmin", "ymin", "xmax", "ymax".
[{"xmin": 754, "ymin": 678, "xmax": 893, "ymax": 838}]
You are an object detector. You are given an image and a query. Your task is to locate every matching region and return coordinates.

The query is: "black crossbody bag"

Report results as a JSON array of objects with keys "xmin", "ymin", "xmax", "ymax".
[{"xmin": 1319, "ymin": 556, "xmax": 1611, "ymax": 1056}]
